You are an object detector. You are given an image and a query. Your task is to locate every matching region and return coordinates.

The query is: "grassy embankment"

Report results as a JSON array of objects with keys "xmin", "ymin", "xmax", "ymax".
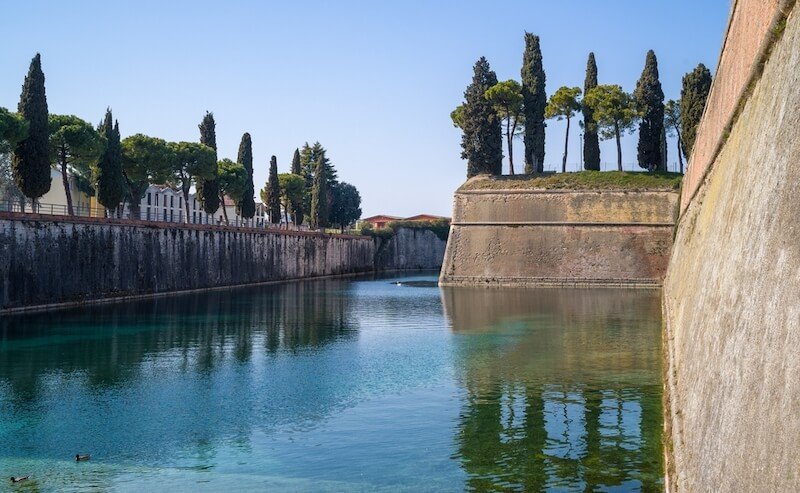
[{"xmin": 459, "ymin": 171, "xmax": 683, "ymax": 192}]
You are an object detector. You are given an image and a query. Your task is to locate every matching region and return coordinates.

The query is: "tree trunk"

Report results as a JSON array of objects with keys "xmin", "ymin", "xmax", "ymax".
[
  {"xmin": 219, "ymin": 192, "xmax": 229, "ymax": 225},
  {"xmin": 182, "ymin": 187, "xmax": 191, "ymax": 224},
  {"xmin": 562, "ymin": 116, "xmax": 570, "ymax": 173},
  {"xmin": 506, "ymin": 116, "xmax": 515, "ymax": 175},
  {"xmin": 293, "ymin": 209, "xmax": 301, "ymax": 230},
  {"xmin": 677, "ymin": 131, "xmax": 684, "ymax": 174},
  {"xmin": 60, "ymin": 146, "xmax": 74, "ymax": 216},
  {"xmin": 615, "ymin": 122, "xmax": 623, "ymax": 171}
]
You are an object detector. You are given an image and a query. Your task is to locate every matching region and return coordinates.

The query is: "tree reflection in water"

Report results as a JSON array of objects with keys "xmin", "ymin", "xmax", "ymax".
[
  {"xmin": 0, "ymin": 279, "xmax": 357, "ymax": 398},
  {"xmin": 442, "ymin": 286, "xmax": 663, "ymax": 492}
]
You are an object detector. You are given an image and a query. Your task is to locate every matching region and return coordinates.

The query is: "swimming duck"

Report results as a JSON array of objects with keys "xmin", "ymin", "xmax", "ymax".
[
  {"xmin": 10, "ymin": 476, "xmax": 29, "ymax": 483},
  {"xmin": 75, "ymin": 454, "xmax": 90, "ymax": 462}
]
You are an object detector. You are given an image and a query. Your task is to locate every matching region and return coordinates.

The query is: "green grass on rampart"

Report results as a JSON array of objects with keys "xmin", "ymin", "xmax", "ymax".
[{"xmin": 459, "ymin": 171, "xmax": 683, "ymax": 192}]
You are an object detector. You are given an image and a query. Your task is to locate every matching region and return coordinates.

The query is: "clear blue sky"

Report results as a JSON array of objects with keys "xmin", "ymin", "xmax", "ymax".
[{"xmin": 0, "ymin": 1, "xmax": 730, "ymax": 217}]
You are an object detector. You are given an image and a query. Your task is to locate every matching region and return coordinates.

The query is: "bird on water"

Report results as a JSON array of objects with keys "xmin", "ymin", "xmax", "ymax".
[
  {"xmin": 75, "ymin": 454, "xmax": 90, "ymax": 461},
  {"xmin": 10, "ymin": 475, "xmax": 29, "ymax": 483}
]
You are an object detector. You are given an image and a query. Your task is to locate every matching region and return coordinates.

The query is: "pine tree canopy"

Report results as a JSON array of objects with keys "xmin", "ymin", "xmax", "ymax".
[
  {"xmin": 167, "ymin": 141, "xmax": 216, "ymax": 201},
  {"xmin": 584, "ymin": 84, "xmax": 639, "ymax": 170},
  {"xmin": 217, "ymin": 158, "xmax": 248, "ymax": 206},
  {"xmin": 48, "ymin": 114, "xmax": 104, "ymax": 201},
  {"xmin": 278, "ymin": 172, "xmax": 305, "ymax": 225},
  {"xmin": 329, "ymin": 181, "xmax": 362, "ymax": 231},
  {"xmin": 120, "ymin": 134, "xmax": 173, "ymax": 207},
  {"xmin": 545, "ymin": 87, "xmax": 582, "ymax": 121},
  {"xmin": 0, "ymin": 108, "xmax": 28, "ymax": 154},
  {"xmin": 485, "ymin": 80, "xmax": 525, "ymax": 174}
]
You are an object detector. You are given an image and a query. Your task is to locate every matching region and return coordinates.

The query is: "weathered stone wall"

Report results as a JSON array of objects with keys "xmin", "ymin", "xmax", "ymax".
[
  {"xmin": 681, "ymin": 0, "xmax": 793, "ymax": 212},
  {"xmin": 440, "ymin": 189, "xmax": 678, "ymax": 287},
  {"xmin": 663, "ymin": 3, "xmax": 800, "ymax": 491},
  {"xmin": 453, "ymin": 190, "xmax": 677, "ymax": 224},
  {"xmin": 0, "ymin": 213, "xmax": 375, "ymax": 312},
  {"xmin": 375, "ymin": 227, "xmax": 447, "ymax": 271}
]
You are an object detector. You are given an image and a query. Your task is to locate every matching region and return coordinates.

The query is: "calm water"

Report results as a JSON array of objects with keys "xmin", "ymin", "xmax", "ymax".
[{"xmin": 0, "ymin": 274, "xmax": 663, "ymax": 492}]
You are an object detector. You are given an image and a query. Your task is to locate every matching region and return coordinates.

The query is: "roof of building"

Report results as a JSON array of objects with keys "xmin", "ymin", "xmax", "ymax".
[
  {"xmin": 361, "ymin": 215, "xmax": 403, "ymax": 222},
  {"xmin": 403, "ymin": 214, "xmax": 450, "ymax": 221},
  {"xmin": 362, "ymin": 214, "xmax": 450, "ymax": 222}
]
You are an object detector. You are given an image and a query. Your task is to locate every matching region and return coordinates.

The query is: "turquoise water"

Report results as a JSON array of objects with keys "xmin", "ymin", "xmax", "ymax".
[{"xmin": 0, "ymin": 274, "xmax": 662, "ymax": 492}]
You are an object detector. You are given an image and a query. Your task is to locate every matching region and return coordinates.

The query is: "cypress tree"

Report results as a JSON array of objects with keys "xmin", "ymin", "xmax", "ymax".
[
  {"xmin": 680, "ymin": 63, "xmax": 712, "ymax": 159},
  {"xmin": 291, "ymin": 148, "xmax": 301, "ymax": 175},
  {"xmin": 268, "ymin": 155, "xmax": 281, "ymax": 224},
  {"xmin": 310, "ymin": 156, "xmax": 329, "ymax": 229},
  {"xmin": 582, "ymin": 53, "xmax": 601, "ymax": 170},
  {"xmin": 460, "ymin": 57, "xmax": 502, "ymax": 177},
  {"xmin": 196, "ymin": 112, "xmax": 220, "ymax": 213},
  {"xmin": 96, "ymin": 109, "xmax": 126, "ymax": 212},
  {"xmin": 237, "ymin": 132, "xmax": 256, "ymax": 218},
  {"xmin": 13, "ymin": 53, "xmax": 51, "ymax": 207},
  {"xmin": 521, "ymin": 33, "xmax": 546, "ymax": 173},
  {"xmin": 634, "ymin": 50, "xmax": 665, "ymax": 171}
]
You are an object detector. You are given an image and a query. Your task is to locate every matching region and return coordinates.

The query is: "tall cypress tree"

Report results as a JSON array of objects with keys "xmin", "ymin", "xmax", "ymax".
[
  {"xmin": 521, "ymin": 33, "xmax": 546, "ymax": 173},
  {"xmin": 680, "ymin": 63, "xmax": 712, "ymax": 159},
  {"xmin": 268, "ymin": 155, "xmax": 281, "ymax": 224},
  {"xmin": 310, "ymin": 156, "xmax": 329, "ymax": 229},
  {"xmin": 460, "ymin": 57, "xmax": 502, "ymax": 177},
  {"xmin": 237, "ymin": 132, "xmax": 256, "ymax": 218},
  {"xmin": 582, "ymin": 53, "xmax": 601, "ymax": 170},
  {"xmin": 634, "ymin": 50, "xmax": 665, "ymax": 171},
  {"xmin": 96, "ymin": 109, "xmax": 126, "ymax": 212},
  {"xmin": 197, "ymin": 112, "xmax": 220, "ymax": 212},
  {"xmin": 13, "ymin": 53, "xmax": 51, "ymax": 207},
  {"xmin": 291, "ymin": 148, "xmax": 301, "ymax": 175}
]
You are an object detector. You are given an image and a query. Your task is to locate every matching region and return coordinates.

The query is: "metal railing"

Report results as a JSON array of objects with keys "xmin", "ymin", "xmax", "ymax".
[
  {"xmin": 0, "ymin": 200, "xmax": 272, "ymax": 228},
  {"xmin": 0, "ymin": 200, "xmax": 351, "ymax": 234}
]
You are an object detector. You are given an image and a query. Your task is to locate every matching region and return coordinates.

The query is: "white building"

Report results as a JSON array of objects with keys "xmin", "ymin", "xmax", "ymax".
[
  {"xmin": 139, "ymin": 185, "xmax": 267, "ymax": 227},
  {"xmin": 30, "ymin": 169, "xmax": 282, "ymax": 229}
]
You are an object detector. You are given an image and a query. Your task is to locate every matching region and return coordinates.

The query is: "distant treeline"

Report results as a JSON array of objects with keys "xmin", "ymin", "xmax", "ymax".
[{"xmin": 0, "ymin": 54, "xmax": 362, "ymax": 230}]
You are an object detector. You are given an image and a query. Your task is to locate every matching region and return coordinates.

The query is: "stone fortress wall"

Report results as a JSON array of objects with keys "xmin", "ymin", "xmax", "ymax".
[
  {"xmin": 662, "ymin": 1, "xmax": 800, "ymax": 491},
  {"xmin": 439, "ymin": 186, "xmax": 679, "ymax": 287},
  {"xmin": 0, "ymin": 213, "xmax": 446, "ymax": 313}
]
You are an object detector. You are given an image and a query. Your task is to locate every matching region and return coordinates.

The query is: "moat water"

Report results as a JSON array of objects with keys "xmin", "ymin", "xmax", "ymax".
[{"xmin": 0, "ymin": 274, "xmax": 663, "ymax": 492}]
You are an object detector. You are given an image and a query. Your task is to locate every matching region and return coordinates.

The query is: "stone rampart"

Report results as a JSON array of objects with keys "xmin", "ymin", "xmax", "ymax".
[
  {"xmin": 440, "ymin": 188, "xmax": 678, "ymax": 287},
  {"xmin": 0, "ymin": 213, "xmax": 375, "ymax": 312},
  {"xmin": 663, "ymin": 2, "xmax": 800, "ymax": 490}
]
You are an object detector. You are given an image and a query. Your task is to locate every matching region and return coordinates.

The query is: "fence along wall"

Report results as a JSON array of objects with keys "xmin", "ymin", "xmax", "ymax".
[{"xmin": 0, "ymin": 213, "xmax": 375, "ymax": 312}]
